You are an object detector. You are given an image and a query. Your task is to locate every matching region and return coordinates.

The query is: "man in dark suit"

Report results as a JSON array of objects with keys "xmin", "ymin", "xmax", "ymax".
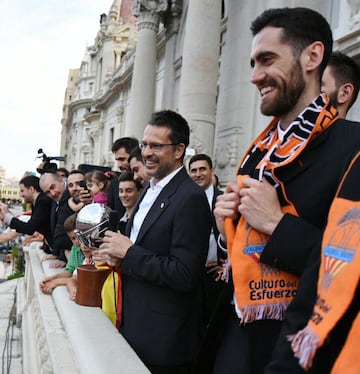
[
  {"xmin": 95, "ymin": 110, "xmax": 212, "ymax": 374},
  {"xmin": 39, "ymin": 172, "xmax": 73, "ymax": 266},
  {"xmin": 0, "ymin": 175, "xmax": 53, "ymax": 248},
  {"xmin": 188, "ymin": 153, "xmax": 225, "ymax": 323}
]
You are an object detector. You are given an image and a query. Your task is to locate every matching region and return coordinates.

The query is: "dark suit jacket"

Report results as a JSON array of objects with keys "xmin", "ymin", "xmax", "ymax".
[
  {"xmin": 50, "ymin": 189, "xmax": 74, "ymax": 262},
  {"xmin": 108, "ymin": 176, "xmax": 126, "ymax": 216},
  {"xmin": 120, "ymin": 167, "xmax": 212, "ymax": 366},
  {"xmin": 259, "ymin": 119, "xmax": 360, "ymax": 373},
  {"xmin": 10, "ymin": 192, "xmax": 53, "ymax": 248},
  {"xmin": 201, "ymin": 186, "xmax": 226, "ymax": 323}
]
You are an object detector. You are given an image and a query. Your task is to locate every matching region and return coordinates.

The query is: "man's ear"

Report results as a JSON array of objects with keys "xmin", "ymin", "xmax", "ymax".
[
  {"xmin": 303, "ymin": 41, "xmax": 324, "ymax": 73},
  {"xmin": 337, "ymin": 83, "xmax": 354, "ymax": 105}
]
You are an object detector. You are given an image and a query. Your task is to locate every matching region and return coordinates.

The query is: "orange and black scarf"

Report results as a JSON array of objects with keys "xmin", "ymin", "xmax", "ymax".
[
  {"xmin": 225, "ymin": 94, "xmax": 338, "ymax": 323},
  {"xmin": 288, "ymin": 152, "xmax": 360, "ymax": 372}
]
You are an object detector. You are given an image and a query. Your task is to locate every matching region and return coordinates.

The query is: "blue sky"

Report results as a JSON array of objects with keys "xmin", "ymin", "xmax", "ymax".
[{"xmin": 0, "ymin": 0, "xmax": 108, "ymax": 179}]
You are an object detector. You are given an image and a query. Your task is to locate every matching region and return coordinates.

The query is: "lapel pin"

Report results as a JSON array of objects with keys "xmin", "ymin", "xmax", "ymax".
[{"xmin": 160, "ymin": 202, "xmax": 165, "ymax": 209}]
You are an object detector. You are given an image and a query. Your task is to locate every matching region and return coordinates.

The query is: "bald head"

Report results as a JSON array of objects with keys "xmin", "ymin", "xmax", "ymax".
[{"xmin": 39, "ymin": 173, "xmax": 66, "ymax": 202}]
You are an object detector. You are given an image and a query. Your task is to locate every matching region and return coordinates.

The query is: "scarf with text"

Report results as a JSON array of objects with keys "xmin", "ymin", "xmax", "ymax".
[
  {"xmin": 225, "ymin": 94, "xmax": 338, "ymax": 323},
  {"xmin": 288, "ymin": 152, "xmax": 360, "ymax": 371}
]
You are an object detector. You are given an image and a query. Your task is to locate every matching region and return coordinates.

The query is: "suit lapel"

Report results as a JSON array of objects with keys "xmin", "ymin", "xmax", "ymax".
[{"xmin": 127, "ymin": 168, "xmax": 187, "ymax": 242}]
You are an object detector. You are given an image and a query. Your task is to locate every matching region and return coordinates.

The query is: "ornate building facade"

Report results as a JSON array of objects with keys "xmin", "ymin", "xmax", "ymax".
[{"xmin": 60, "ymin": 0, "xmax": 360, "ymax": 185}]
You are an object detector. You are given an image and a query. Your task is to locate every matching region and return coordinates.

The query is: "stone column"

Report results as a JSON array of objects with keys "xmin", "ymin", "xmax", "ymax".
[
  {"xmin": 125, "ymin": 0, "xmax": 168, "ymax": 139},
  {"xmin": 178, "ymin": 0, "xmax": 222, "ymax": 156}
]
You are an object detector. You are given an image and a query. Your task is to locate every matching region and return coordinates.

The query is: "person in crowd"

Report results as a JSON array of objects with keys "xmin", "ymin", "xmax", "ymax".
[
  {"xmin": 128, "ymin": 146, "xmax": 150, "ymax": 187},
  {"xmin": 198, "ymin": 7, "xmax": 360, "ymax": 374},
  {"xmin": 107, "ymin": 137, "xmax": 139, "ymax": 212},
  {"xmin": 117, "ymin": 171, "xmax": 143, "ymax": 234},
  {"xmin": 39, "ymin": 213, "xmax": 84, "ymax": 296},
  {"xmin": 0, "ymin": 175, "xmax": 53, "ymax": 250},
  {"xmin": 66, "ymin": 169, "xmax": 86, "ymax": 212},
  {"xmin": 321, "ymin": 51, "xmax": 360, "ymax": 118},
  {"xmin": 93, "ymin": 110, "xmax": 212, "ymax": 374},
  {"xmin": 56, "ymin": 167, "xmax": 70, "ymax": 182},
  {"xmin": 188, "ymin": 153, "xmax": 226, "ymax": 323},
  {"xmin": 85, "ymin": 170, "xmax": 110, "ymax": 205},
  {"xmin": 39, "ymin": 173, "xmax": 74, "ymax": 266}
]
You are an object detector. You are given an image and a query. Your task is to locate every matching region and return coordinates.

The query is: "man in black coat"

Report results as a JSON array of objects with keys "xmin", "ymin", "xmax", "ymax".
[
  {"xmin": 0, "ymin": 175, "xmax": 52, "ymax": 248},
  {"xmin": 189, "ymin": 153, "xmax": 225, "ymax": 324},
  {"xmin": 39, "ymin": 172, "xmax": 73, "ymax": 266},
  {"xmin": 95, "ymin": 110, "xmax": 212, "ymax": 374}
]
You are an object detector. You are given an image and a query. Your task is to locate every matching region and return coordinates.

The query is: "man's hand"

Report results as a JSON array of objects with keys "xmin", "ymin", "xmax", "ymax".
[
  {"xmin": 93, "ymin": 230, "xmax": 133, "ymax": 265},
  {"xmin": 49, "ymin": 260, "xmax": 66, "ymax": 269},
  {"xmin": 79, "ymin": 189, "xmax": 92, "ymax": 205},
  {"xmin": 214, "ymin": 182, "xmax": 241, "ymax": 241},
  {"xmin": 239, "ymin": 177, "xmax": 283, "ymax": 235}
]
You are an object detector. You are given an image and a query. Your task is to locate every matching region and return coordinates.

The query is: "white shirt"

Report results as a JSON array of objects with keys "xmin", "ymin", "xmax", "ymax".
[
  {"xmin": 130, "ymin": 166, "xmax": 183, "ymax": 242},
  {"xmin": 205, "ymin": 185, "xmax": 217, "ymax": 263}
]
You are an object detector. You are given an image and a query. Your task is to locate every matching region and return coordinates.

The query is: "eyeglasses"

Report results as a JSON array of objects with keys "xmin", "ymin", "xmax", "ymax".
[{"xmin": 139, "ymin": 142, "xmax": 179, "ymax": 152}]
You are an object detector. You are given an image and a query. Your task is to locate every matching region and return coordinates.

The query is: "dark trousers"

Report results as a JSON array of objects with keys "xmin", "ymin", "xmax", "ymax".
[{"xmin": 212, "ymin": 311, "xmax": 283, "ymax": 374}]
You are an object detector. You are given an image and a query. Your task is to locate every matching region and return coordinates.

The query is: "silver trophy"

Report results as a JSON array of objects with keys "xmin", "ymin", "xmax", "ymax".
[{"xmin": 75, "ymin": 203, "xmax": 111, "ymax": 249}]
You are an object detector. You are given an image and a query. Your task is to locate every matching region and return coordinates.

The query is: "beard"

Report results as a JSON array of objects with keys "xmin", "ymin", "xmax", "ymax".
[
  {"xmin": 327, "ymin": 90, "xmax": 338, "ymax": 109},
  {"xmin": 260, "ymin": 59, "xmax": 306, "ymax": 117},
  {"xmin": 72, "ymin": 195, "xmax": 81, "ymax": 204}
]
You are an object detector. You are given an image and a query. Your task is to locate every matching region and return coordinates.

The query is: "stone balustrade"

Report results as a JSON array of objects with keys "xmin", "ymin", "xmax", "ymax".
[{"xmin": 17, "ymin": 242, "xmax": 150, "ymax": 374}]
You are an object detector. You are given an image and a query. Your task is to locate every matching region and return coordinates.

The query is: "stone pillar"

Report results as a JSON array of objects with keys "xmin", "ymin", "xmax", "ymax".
[
  {"xmin": 125, "ymin": 0, "xmax": 168, "ymax": 140},
  {"xmin": 178, "ymin": 0, "xmax": 222, "ymax": 156},
  {"xmin": 161, "ymin": 1, "xmax": 182, "ymax": 109}
]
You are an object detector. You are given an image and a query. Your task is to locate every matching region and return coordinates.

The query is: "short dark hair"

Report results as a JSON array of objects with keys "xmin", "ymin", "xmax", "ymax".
[
  {"xmin": 64, "ymin": 213, "xmax": 78, "ymax": 233},
  {"xmin": 188, "ymin": 153, "xmax": 213, "ymax": 169},
  {"xmin": 112, "ymin": 137, "xmax": 139, "ymax": 153},
  {"xmin": 128, "ymin": 146, "xmax": 143, "ymax": 164},
  {"xmin": 56, "ymin": 167, "xmax": 69, "ymax": 177},
  {"xmin": 19, "ymin": 175, "xmax": 41, "ymax": 192},
  {"xmin": 327, "ymin": 52, "xmax": 360, "ymax": 110},
  {"xmin": 147, "ymin": 110, "xmax": 190, "ymax": 160},
  {"xmin": 251, "ymin": 7, "xmax": 333, "ymax": 81},
  {"xmin": 118, "ymin": 171, "xmax": 143, "ymax": 191},
  {"xmin": 69, "ymin": 169, "xmax": 84, "ymax": 176}
]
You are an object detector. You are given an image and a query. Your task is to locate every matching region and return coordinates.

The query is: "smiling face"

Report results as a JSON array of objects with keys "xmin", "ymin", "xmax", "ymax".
[
  {"xmin": 40, "ymin": 173, "xmax": 66, "ymax": 202},
  {"xmin": 189, "ymin": 160, "xmax": 213, "ymax": 190},
  {"xmin": 19, "ymin": 184, "xmax": 34, "ymax": 204},
  {"xmin": 141, "ymin": 125, "xmax": 185, "ymax": 184},
  {"xmin": 118, "ymin": 180, "xmax": 140, "ymax": 211},
  {"xmin": 67, "ymin": 173, "xmax": 84, "ymax": 201},
  {"xmin": 250, "ymin": 27, "xmax": 306, "ymax": 122},
  {"xmin": 130, "ymin": 158, "xmax": 148, "ymax": 186},
  {"xmin": 114, "ymin": 147, "xmax": 130, "ymax": 172}
]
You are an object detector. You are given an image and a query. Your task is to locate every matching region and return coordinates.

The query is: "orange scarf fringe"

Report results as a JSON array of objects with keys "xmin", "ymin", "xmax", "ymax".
[{"xmin": 289, "ymin": 153, "xmax": 360, "ymax": 371}]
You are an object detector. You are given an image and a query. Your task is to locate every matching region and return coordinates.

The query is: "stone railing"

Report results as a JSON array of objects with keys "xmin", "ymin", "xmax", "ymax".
[{"xmin": 17, "ymin": 242, "xmax": 150, "ymax": 374}]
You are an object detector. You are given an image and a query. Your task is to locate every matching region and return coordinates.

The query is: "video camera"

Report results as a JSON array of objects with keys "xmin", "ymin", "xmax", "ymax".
[{"xmin": 36, "ymin": 148, "xmax": 66, "ymax": 174}]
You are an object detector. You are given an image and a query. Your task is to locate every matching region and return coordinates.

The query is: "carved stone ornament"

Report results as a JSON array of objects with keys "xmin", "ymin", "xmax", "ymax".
[{"xmin": 133, "ymin": 0, "xmax": 168, "ymax": 16}]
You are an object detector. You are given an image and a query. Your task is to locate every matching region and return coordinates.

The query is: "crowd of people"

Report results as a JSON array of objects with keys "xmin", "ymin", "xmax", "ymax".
[{"xmin": 0, "ymin": 6, "xmax": 359, "ymax": 374}]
